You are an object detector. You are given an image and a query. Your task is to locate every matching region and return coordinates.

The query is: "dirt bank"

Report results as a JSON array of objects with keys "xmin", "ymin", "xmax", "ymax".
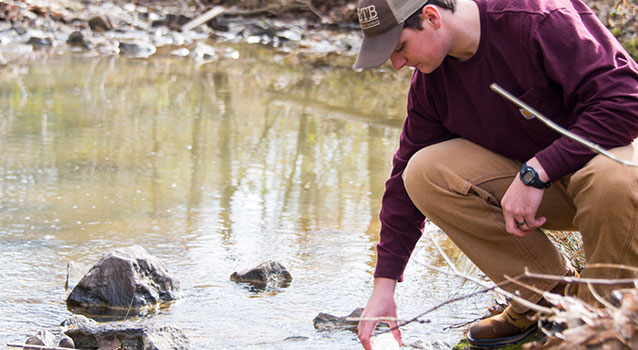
[{"xmin": 0, "ymin": 0, "xmax": 635, "ymax": 67}]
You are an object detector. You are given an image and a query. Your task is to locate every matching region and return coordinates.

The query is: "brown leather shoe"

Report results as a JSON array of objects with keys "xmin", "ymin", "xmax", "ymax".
[
  {"xmin": 468, "ymin": 269, "xmax": 579, "ymax": 347},
  {"xmin": 467, "ymin": 304, "xmax": 538, "ymax": 347}
]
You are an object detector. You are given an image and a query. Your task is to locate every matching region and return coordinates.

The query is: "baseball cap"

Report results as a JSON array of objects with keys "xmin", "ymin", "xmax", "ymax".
[{"xmin": 354, "ymin": 0, "xmax": 428, "ymax": 69}]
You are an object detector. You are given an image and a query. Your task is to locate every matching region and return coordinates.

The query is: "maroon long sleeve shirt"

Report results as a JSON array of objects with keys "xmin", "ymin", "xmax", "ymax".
[{"xmin": 376, "ymin": 0, "xmax": 638, "ymax": 281}]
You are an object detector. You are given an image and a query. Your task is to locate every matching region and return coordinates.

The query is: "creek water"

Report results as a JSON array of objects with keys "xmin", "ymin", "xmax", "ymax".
[{"xmin": 0, "ymin": 43, "xmax": 490, "ymax": 349}]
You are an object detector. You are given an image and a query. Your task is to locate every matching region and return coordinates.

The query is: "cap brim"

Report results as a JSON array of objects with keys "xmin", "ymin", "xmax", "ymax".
[{"xmin": 353, "ymin": 24, "xmax": 404, "ymax": 69}]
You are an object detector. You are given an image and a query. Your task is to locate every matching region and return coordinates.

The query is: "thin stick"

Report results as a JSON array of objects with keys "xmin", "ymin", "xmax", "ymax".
[
  {"xmin": 586, "ymin": 263, "xmax": 638, "ymax": 273},
  {"xmin": 523, "ymin": 270, "xmax": 638, "ymax": 286},
  {"xmin": 347, "ymin": 317, "xmax": 407, "ymax": 323},
  {"xmin": 503, "ymin": 274, "xmax": 552, "ymax": 300},
  {"xmin": 7, "ymin": 344, "xmax": 75, "ymax": 350},
  {"xmin": 587, "ymin": 282, "xmax": 618, "ymax": 311},
  {"xmin": 347, "ymin": 280, "xmax": 504, "ymax": 325},
  {"xmin": 416, "ymin": 260, "xmax": 552, "ymax": 313},
  {"xmin": 490, "ymin": 83, "xmax": 638, "ymax": 167},
  {"xmin": 426, "ymin": 230, "xmax": 460, "ymax": 275},
  {"xmin": 181, "ymin": 6, "xmax": 224, "ymax": 32}
]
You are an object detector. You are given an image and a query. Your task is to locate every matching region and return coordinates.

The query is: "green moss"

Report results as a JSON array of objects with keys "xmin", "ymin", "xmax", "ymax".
[
  {"xmin": 622, "ymin": 39, "xmax": 638, "ymax": 62},
  {"xmin": 452, "ymin": 329, "xmax": 546, "ymax": 350},
  {"xmin": 611, "ymin": 27, "xmax": 624, "ymax": 37}
]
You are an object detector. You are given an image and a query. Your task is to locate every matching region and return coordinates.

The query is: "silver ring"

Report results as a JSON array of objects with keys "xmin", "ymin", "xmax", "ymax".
[{"xmin": 516, "ymin": 220, "xmax": 526, "ymax": 227}]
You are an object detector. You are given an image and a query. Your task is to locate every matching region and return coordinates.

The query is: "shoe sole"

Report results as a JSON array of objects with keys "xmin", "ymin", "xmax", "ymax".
[{"xmin": 467, "ymin": 324, "xmax": 538, "ymax": 348}]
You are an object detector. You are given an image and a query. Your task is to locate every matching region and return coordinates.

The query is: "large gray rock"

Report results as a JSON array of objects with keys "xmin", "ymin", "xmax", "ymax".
[
  {"xmin": 64, "ymin": 320, "xmax": 189, "ymax": 350},
  {"xmin": 230, "ymin": 261, "xmax": 292, "ymax": 290},
  {"xmin": 66, "ymin": 246, "xmax": 182, "ymax": 313}
]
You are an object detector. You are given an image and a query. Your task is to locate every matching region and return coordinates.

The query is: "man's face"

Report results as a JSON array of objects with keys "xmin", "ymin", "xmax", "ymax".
[{"xmin": 389, "ymin": 14, "xmax": 448, "ymax": 73}]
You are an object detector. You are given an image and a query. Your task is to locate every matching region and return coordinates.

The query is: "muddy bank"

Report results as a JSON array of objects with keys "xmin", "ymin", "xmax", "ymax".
[
  {"xmin": 0, "ymin": 0, "xmax": 635, "ymax": 68},
  {"xmin": 0, "ymin": 0, "xmax": 362, "ymax": 67}
]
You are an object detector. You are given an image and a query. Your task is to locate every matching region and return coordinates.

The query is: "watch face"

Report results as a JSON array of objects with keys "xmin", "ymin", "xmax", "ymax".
[{"xmin": 523, "ymin": 171, "xmax": 535, "ymax": 183}]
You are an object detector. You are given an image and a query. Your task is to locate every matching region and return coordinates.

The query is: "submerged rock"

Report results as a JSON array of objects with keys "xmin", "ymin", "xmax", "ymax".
[
  {"xmin": 60, "ymin": 314, "xmax": 97, "ymax": 328},
  {"xmin": 66, "ymin": 31, "xmax": 88, "ymax": 49},
  {"xmin": 64, "ymin": 320, "xmax": 189, "ymax": 350},
  {"xmin": 313, "ymin": 308, "xmax": 363, "ymax": 332},
  {"xmin": 230, "ymin": 260, "xmax": 292, "ymax": 289},
  {"xmin": 118, "ymin": 40, "xmax": 156, "ymax": 58},
  {"xmin": 25, "ymin": 330, "xmax": 56, "ymax": 347},
  {"xmin": 25, "ymin": 329, "xmax": 75, "ymax": 349},
  {"xmin": 26, "ymin": 36, "xmax": 52, "ymax": 46},
  {"xmin": 66, "ymin": 245, "xmax": 182, "ymax": 314}
]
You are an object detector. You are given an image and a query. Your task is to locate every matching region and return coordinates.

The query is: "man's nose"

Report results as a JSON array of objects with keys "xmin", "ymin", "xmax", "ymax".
[{"xmin": 390, "ymin": 53, "xmax": 407, "ymax": 70}]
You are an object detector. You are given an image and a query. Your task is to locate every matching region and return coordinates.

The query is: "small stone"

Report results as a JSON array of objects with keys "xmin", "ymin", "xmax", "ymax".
[
  {"xmin": 26, "ymin": 36, "xmax": 52, "ymax": 46},
  {"xmin": 66, "ymin": 31, "xmax": 88, "ymax": 48},
  {"xmin": 58, "ymin": 335, "xmax": 75, "ymax": 348},
  {"xmin": 313, "ymin": 308, "xmax": 363, "ymax": 332},
  {"xmin": 88, "ymin": 15, "xmax": 113, "ymax": 32},
  {"xmin": 26, "ymin": 330, "xmax": 56, "ymax": 347},
  {"xmin": 230, "ymin": 261, "xmax": 292, "ymax": 289}
]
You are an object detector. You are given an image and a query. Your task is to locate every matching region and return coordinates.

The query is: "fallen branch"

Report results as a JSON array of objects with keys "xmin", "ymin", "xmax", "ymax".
[
  {"xmin": 415, "ymin": 259, "xmax": 552, "ymax": 314},
  {"xmin": 181, "ymin": 6, "xmax": 224, "ymax": 32},
  {"xmin": 490, "ymin": 83, "xmax": 638, "ymax": 167},
  {"xmin": 7, "ymin": 344, "xmax": 74, "ymax": 350},
  {"xmin": 586, "ymin": 263, "xmax": 638, "ymax": 273},
  {"xmin": 523, "ymin": 268, "xmax": 638, "ymax": 286}
]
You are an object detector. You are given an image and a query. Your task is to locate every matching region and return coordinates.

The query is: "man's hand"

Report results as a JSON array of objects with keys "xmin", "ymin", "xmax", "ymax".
[
  {"xmin": 501, "ymin": 158, "xmax": 548, "ymax": 237},
  {"xmin": 358, "ymin": 277, "xmax": 404, "ymax": 350}
]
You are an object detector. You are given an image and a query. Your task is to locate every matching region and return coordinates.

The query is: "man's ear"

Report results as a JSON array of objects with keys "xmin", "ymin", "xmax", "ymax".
[{"xmin": 421, "ymin": 5, "xmax": 442, "ymax": 29}]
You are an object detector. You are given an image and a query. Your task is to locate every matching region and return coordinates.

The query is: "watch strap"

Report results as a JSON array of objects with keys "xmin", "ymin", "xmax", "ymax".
[{"xmin": 519, "ymin": 163, "xmax": 550, "ymax": 189}]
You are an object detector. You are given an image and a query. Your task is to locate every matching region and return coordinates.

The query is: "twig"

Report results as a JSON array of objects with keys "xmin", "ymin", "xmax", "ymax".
[
  {"xmin": 587, "ymin": 282, "xmax": 618, "ymax": 310},
  {"xmin": 523, "ymin": 269, "xmax": 638, "ymax": 286},
  {"xmin": 124, "ymin": 293, "xmax": 135, "ymax": 321},
  {"xmin": 7, "ymin": 344, "xmax": 75, "ymax": 350},
  {"xmin": 347, "ymin": 317, "xmax": 412, "ymax": 323},
  {"xmin": 426, "ymin": 230, "xmax": 460, "ymax": 275},
  {"xmin": 415, "ymin": 260, "xmax": 552, "ymax": 314},
  {"xmin": 347, "ymin": 279, "xmax": 505, "ymax": 326},
  {"xmin": 181, "ymin": 6, "xmax": 224, "ymax": 32},
  {"xmin": 503, "ymin": 274, "xmax": 554, "ymax": 302},
  {"xmin": 380, "ymin": 281, "xmax": 504, "ymax": 332},
  {"xmin": 586, "ymin": 263, "xmax": 638, "ymax": 273},
  {"xmin": 490, "ymin": 83, "xmax": 638, "ymax": 167}
]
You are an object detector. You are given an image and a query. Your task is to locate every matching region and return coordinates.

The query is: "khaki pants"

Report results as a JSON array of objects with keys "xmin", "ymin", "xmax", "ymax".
[{"xmin": 403, "ymin": 138, "xmax": 638, "ymax": 312}]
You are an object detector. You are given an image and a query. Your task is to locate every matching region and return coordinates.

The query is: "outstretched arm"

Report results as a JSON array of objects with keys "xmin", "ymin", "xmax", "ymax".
[{"xmin": 358, "ymin": 277, "xmax": 404, "ymax": 350}]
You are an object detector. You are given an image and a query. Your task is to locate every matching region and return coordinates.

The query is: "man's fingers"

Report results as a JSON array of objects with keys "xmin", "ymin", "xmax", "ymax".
[
  {"xmin": 508, "ymin": 215, "xmax": 547, "ymax": 237},
  {"xmin": 522, "ymin": 215, "xmax": 546, "ymax": 230},
  {"xmin": 358, "ymin": 321, "xmax": 376, "ymax": 350},
  {"xmin": 388, "ymin": 321, "xmax": 404, "ymax": 346}
]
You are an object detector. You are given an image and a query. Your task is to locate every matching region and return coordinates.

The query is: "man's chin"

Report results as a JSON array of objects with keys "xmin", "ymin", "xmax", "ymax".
[{"xmin": 416, "ymin": 65, "xmax": 431, "ymax": 74}]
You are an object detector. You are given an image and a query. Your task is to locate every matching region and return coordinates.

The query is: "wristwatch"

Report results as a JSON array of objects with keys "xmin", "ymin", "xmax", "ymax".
[{"xmin": 519, "ymin": 163, "xmax": 550, "ymax": 189}]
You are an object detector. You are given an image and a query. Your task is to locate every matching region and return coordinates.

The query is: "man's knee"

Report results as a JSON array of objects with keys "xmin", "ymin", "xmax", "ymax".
[
  {"xmin": 570, "ymin": 154, "xmax": 638, "ymax": 211},
  {"xmin": 403, "ymin": 139, "xmax": 469, "ymax": 190},
  {"xmin": 402, "ymin": 140, "xmax": 470, "ymax": 215},
  {"xmin": 403, "ymin": 147, "xmax": 439, "ymax": 199}
]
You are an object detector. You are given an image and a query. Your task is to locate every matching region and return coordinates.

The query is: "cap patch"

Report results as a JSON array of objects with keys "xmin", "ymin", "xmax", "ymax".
[{"xmin": 358, "ymin": 5, "xmax": 380, "ymax": 30}]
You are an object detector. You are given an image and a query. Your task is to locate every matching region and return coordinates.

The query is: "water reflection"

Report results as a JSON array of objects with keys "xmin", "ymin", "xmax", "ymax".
[{"xmin": 0, "ymin": 46, "xmax": 488, "ymax": 349}]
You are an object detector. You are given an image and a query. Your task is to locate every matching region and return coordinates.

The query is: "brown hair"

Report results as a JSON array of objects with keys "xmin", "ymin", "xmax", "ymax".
[{"xmin": 404, "ymin": 0, "xmax": 457, "ymax": 30}]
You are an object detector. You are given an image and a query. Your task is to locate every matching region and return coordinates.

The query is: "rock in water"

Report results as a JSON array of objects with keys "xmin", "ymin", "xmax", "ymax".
[
  {"xmin": 313, "ymin": 308, "xmax": 363, "ymax": 332},
  {"xmin": 66, "ymin": 245, "xmax": 182, "ymax": 313},
  {"xmin": 25, "ymin": 330, "xmax": 56, "ymax": 347},
  {"xmin": 230, "ymin": 261, "xmax": 292, "ymax": 289},
  {"xmin": 65, "ymin": 320, "xmax": 189, "ymax": 350}
]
